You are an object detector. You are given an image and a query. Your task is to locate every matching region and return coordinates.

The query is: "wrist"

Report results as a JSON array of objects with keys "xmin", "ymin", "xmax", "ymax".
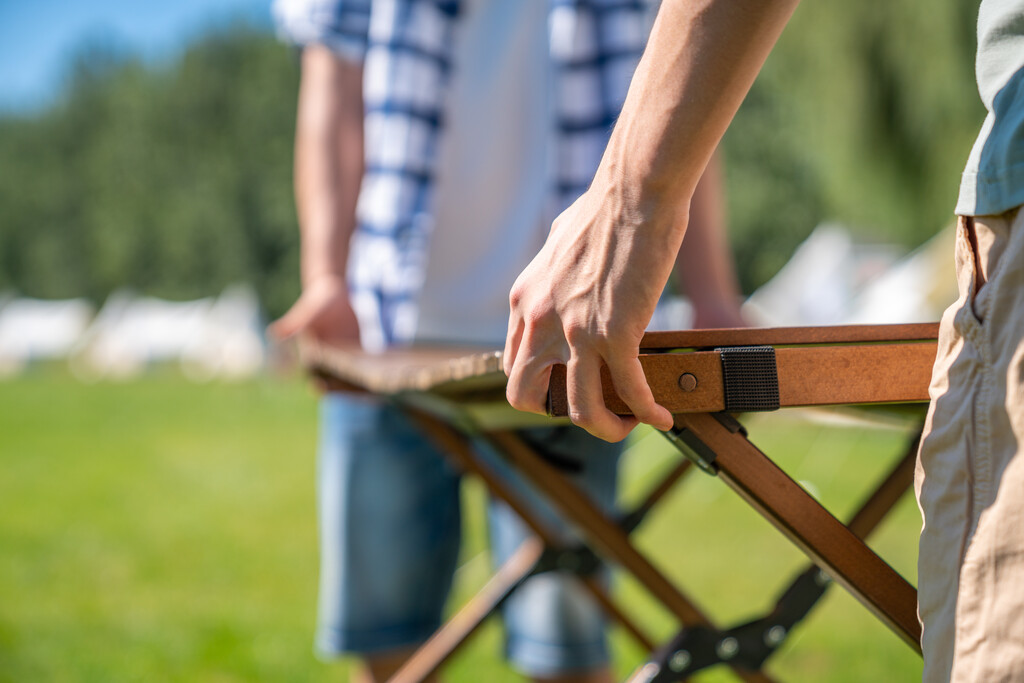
[
  {"xmin": 301, "ymin": 269, "xmax": 347, "ymax": 291},
  {"xmin": 590, "ymin": 160, "xmax": 688, "ymax": 242}
]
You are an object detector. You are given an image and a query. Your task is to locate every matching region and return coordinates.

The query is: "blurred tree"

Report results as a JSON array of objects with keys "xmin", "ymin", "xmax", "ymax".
[
  {"xmin": 724, "ymin": 0, "xmax": 982, "ymax": 290},
  {"xmin": 0, "ymin": 2, "xmax": 985, "ymax": 312},
  {"xmin": 0, "ymin": 23, "xmax": 300, "ymax": 316}
]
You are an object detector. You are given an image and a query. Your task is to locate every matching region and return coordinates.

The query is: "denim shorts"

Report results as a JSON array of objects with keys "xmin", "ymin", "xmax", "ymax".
[{"xmin": 316, "ymin": 392, "xmax": 623, "ymax": 677}]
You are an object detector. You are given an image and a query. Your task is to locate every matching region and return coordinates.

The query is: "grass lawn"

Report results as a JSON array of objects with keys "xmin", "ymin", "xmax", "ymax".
[{"xmin": 0, "ymin": 369, "xmax": 923, "ymax": 682}]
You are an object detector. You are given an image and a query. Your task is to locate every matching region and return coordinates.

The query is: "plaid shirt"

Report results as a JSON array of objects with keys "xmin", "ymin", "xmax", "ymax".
[{"xmin": 275, "ymin": 0, "xmax": 651, "ymax": 347}]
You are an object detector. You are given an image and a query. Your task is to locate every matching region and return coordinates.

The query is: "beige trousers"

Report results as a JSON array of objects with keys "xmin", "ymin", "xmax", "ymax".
[{"xmin": 917, "ymin": 208, "xmax": 1024, "ymax": 682}]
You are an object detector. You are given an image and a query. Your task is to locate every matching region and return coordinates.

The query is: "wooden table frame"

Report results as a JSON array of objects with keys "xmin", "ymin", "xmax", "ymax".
[{"xmin": 304, "ymin": 322, "xmax": 937, "ymax": 682}]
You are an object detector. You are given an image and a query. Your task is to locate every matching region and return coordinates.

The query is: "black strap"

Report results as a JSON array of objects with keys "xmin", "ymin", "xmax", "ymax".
[{"xmin": 716, "ymin": 346, "xmax": 780, "ymax": 412}]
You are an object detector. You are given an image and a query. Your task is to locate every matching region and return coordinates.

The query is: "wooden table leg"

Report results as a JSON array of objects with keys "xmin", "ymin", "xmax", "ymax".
[
  {"xmin": 486, "ymin": 430, "xmax": 777, "ymax": 683},
  {"xmin": 408, "ymin": 410, "xmax": 657, "ymax": 652},
  {"xmin": 673, "ymin": 412, "xmax": 922, "ymax": 652},
  {"xmin": 621, "ymin": 459, "xmax": 693, "ymax": 533},
  {"xmin": 388, "ymin": 537, "xmax": 545, "ymax": 683}
]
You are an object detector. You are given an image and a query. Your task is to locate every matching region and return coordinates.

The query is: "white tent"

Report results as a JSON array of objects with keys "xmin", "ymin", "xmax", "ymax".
[
  {"xmin": 742, "ymin": 224, "xmax": 902, "ymax": 326},
  {"xmin": 71, "ymin": 286, "xmax": 265, "ymax": 381},
  {"xmin": 846, "ymin": 225, "xmax": 957, "ymax": 324},
  {"xmin": 742, "ymin": 223, "xmax": 955, "ymax": 327},
  {"xmin": 180, "ymin": 284, "xmax": 266, "ymax": 381},
  {"xmin": 0, "ymin": 296, "xmax": 95, "ymax": 376}
]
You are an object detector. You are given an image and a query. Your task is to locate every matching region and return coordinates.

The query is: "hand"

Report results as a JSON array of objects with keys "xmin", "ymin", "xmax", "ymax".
[
  {"xmin": 269, "ymin": 274, "xmax": 361, "ymax": 347},
  {"xmin": 503, "ymin": 184, "xmax": 678, "ymax": 442}
]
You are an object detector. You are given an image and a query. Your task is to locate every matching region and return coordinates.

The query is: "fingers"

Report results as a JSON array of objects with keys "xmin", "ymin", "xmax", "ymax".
[
  {"xmin": 505, "ymin": 320, "xmax": 669, "ymax": 439},
  {"xmin": 503, "ymin": 314, "xmax": 524, "ymax": 377},
  {"xmin": 505, "ymin": 359, "xmax": 553, "ymax": 416},
  {"xmin": 565, "ymin": 353, "xmax": 639, "ymax": 443},
  {"xmin": 605, "ymin": 354, "xmax": 674, "ymax": 431},
  {"xmin": 270, "ymin": 278, "xmax": 361, "ymax": 346},
  {"xmin": 268, "ymin": 298, "xmax": 315, "ymax": 340},
  {"xmin": 505, "ymin": 324, "xmax": 565, "ymax": 415}
]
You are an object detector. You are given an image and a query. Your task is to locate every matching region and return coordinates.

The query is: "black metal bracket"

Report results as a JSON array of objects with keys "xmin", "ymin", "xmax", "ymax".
[
  {"xmin": 662, "ymin": 426, "xmax": 719, "ymax": 475},
  {"xmin": 517, "ymin": 427, "xmax": 585, "ymax": 473},
  {"xmin": 619, "ymin": 507, "xmax": 648, "ymax": 534},
  {"xmin": 634, "ymin": 564, "xmax": 834, "ymax": 681},
  {"xmin": 530, "ymin": 543, "xmax": 605, "ymax": 579},
  {"xmin": 717, "ymin": 345, "xmax": 780, "ymax": 412}
]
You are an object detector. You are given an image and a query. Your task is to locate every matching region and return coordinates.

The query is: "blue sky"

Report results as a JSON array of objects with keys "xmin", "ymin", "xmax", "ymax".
[{"xmin": 0, "ymin": 0, "xmax": 273, "ymax": 113}]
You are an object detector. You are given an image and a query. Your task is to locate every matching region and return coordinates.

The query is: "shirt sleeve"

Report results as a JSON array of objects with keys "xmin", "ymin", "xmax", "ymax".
[{"xmin": 272, "ymin": 0, "xmax": 372, "ymax": 63}]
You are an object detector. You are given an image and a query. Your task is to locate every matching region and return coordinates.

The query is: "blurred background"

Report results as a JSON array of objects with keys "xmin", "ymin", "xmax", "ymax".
[{"xmin": 0, "ymin": 0, "xmax": 981, "ymax": 681}]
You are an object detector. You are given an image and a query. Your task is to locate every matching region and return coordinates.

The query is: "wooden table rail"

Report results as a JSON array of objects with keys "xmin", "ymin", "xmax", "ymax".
[
  {"xmin": 549, "ymin": 324, "xmax": 939, "ymax": 416},
  {"xmin": 301, "ymin": 323, "xmax": 938, "ymax": 682}
]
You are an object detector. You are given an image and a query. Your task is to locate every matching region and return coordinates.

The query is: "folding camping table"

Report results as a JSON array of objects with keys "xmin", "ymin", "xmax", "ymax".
[{"xmin": 303, "ymin": 322, "xmax": 938, "ymax": 682}]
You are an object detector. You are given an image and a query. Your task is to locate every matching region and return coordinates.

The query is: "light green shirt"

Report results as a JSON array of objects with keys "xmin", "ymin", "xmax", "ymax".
[{"xmin": 956, "ymin": 0, "xmax": 1024, "ymax": 215}]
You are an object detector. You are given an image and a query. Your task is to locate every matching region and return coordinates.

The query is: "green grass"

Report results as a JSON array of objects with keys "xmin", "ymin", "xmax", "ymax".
[{"xmin": 0, "ymin": 370, "xmax": 923, "ymax": 681}]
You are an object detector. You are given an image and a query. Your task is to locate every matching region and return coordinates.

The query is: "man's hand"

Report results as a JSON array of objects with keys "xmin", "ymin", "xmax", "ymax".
[
  {"xmin": 503, "ymin": 184, "xmax": 677, "ymax": 442},
  {"xmin": 269, "ymin": 274, "xmax": 360, "ymax": 346},
  {"xmin": 503, "ymin": 0, "xmax": 797, "ymax": 441},
  {"xmin": 274, "ymin": 45, "xmax": 364, "ymax": 350}
]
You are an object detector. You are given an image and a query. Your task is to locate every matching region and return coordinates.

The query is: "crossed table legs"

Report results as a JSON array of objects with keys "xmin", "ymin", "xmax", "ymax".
[{"xmin": 305, "ymin": 323, "xmax": 937, "ymax": 681}]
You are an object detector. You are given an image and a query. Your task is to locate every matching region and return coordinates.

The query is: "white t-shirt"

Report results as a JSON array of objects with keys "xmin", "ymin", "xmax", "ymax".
[
  {"xmin": 413, "ymin": 0, "xmax": 555, "ymax": 346},
  {"xmin": 276, "ymin": 0, "xmax": 651, "ymax": 349}
]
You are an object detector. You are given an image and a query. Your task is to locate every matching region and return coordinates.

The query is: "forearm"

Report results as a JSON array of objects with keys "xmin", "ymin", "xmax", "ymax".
[
  {"xmin": 596, "ymin": 0, "xmax": 799, "ymax": 233},
  {"xmin": 676, "ymin": 152, "xmax": 744, "ymax": 321},
  {"xmin": 503, "ymin": 0, "xmax": 797, "ymax": 438},
  {"xmin": 294, "ymin": 45, "xmax": 364, "ymax": 288}
]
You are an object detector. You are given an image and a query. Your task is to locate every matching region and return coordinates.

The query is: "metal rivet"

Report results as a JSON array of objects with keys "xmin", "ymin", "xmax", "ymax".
[
  {"xmin": 669, "ymin": 650, "xmax": 691, "ymax": 672},
  {"xmin": 764, "ymin": 625, "xmax": 787, "ymax": 646},
  {"xmin": 716, "ymin": 637, "xmax": 739, "ymax": 660},
  {"xmin": 678, "ymin": 373, "xmax": 698, "ymax": 392}
]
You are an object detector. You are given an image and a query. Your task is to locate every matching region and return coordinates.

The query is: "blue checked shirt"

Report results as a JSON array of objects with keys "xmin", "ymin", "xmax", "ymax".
[{"xmin": 275, "ymin": 0, "xmax": 652, "ymax": 348}]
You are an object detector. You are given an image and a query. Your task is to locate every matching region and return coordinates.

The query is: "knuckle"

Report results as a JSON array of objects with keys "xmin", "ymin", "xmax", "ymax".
[
  {"xmin": 506, "ymin": 389, "xmax": 529, "ymax": 412},
  {"xmin": 568, "ymin": 405, "xmax": 601, "ymax": 431},
  {"xmin": 506, "ymin": 387, "xmax": 524, "ymax": 410},
  {"xmin": 523, "ymin": 303, "xmax": 553, "ymax": 328},
  {"xmin": 563, "ymin": 320, "xmax": 591, "ymax": 347},
  {"xmin": 506, "ymin": 385, "xmax": 539, "ymax": 414},
  {"xmin": 567, "ymin": 408, "xmax": 590, "ymax": 426},
  {"xmin": 508, "ymin": 283, "xmax": 524, "ymax": 309},
  {"xmin": 606, "ymin": 336, "xmax": 638, "ymax": 355}
]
